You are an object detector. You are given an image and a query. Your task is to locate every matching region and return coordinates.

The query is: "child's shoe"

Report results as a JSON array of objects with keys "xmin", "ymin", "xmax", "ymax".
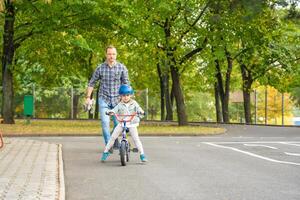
[
  {"xmin": 140, "ymin": 154, "xmax": 148, "ymax": 162},
  {"xmin": 101, "ymin": 152, "xmax": 110, "ymax": 162}
]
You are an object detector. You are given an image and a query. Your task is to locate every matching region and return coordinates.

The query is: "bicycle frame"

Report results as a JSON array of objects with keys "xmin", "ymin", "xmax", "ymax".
[
  {"xmin": 114, "ymin": 113, "xmax": 136, "ymax": 166},
  {"xmin": 114, "ymin": 114, "xmax": 136, "ymax": 138}
]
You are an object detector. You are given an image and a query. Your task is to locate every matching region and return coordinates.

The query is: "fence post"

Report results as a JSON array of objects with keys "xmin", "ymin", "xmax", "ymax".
[
  {"xmin": 282, "ymin": 92, "xmax": 284, "ymax": 126},
  {"xmin": 145, "ymin": 88, "xmax": 149, "ymax": 120},
  {"xmin": 71, "ymin": 87, "xmax": 74, "ymax": 119},
  {"xmin": 265, "ymin": 86, "xmax": 268, "ymax": 125},
  {"xmin": 32, "ymin": 84, "xmax": 35, "ymax": 118},
  {"xmin": 254, "ymin": 90, "xmax": 257, "ymax": 124}
]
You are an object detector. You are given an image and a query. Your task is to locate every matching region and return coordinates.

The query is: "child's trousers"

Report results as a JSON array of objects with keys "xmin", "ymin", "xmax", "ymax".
[{"xmin": 104, "ymin": 124, "xmax": 144, "ymax": 154}]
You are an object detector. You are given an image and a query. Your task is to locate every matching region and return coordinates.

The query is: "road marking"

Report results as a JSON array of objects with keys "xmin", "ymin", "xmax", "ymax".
[
  {"xmin": 284, "ymin": 152, "xmax": 300, "ymax": 156},
  {"xmin": 209, "ymin": 141, "xmax": 300, "ymax": 144},
  {"xmin": 280, "ymin": 142, "xmax": 300, "ymax": 147},
  {"xmin": 204, "ymin": 142, "xmax": 300, "ymax": 166},
  {"xmin": 243, "ymin": 144, "xmax": 278, "ymax": 149}
]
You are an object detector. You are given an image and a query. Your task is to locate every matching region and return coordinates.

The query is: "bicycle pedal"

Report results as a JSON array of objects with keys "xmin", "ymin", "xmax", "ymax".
[{"xmin": 132, "ymin": 148, "xmax": 139, "ymax": 153}]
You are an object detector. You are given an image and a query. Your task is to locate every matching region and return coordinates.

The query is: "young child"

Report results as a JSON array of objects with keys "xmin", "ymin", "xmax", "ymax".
[{"xmin": 101, "ymin": 84, "xmax": 148, "ymax": 162}]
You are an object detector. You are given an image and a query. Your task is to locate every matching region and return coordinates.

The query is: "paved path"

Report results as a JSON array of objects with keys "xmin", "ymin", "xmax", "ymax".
[{"xmin": 0, "ymin": 138, "xmax": 64, "ymax": 200}]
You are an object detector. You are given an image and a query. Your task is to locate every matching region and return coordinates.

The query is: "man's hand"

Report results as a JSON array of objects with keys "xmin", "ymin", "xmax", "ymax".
[
  {"xmin": 84, "ymin": 99, "xmax": 95, "ymax": 112},
  {"xmin": 85, "ymin": 98, "xmax": 91, "ymax": 105}
]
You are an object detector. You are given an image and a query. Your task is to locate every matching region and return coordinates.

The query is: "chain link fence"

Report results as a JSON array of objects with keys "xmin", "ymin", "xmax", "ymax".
[
  {"xmin": 0, "ymin": 86, "xmax": 299, "ymax": 126},
  {"xmin": 184, "ymin": 86, "xmax": 300, "ymax": 126},
  {"xmin": 0, "ymin": 87, "xmax": 149, "ymax": 120}
]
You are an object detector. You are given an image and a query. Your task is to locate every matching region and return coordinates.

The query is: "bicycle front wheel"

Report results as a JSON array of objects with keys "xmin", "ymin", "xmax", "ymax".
[{"xmin": 120, "ymin": 141, "xmax": 127, "ymax": 166}]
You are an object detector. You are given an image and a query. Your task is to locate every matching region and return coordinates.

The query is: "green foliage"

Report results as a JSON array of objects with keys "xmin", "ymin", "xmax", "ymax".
[{"xmin": 0, "ymin": 0, "xmax": 299, "ymax": 121}]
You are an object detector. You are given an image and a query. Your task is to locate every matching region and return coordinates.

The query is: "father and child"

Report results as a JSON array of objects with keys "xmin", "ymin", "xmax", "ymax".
[{"xmin": 100, "ymin": 84, "xmax": 148, "ymax": 162}]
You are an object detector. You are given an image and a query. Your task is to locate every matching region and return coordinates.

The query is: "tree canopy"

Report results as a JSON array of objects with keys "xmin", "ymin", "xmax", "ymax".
[{"xmin": 1, "ymin": 0, "xmax": 299, "ymax": 124}]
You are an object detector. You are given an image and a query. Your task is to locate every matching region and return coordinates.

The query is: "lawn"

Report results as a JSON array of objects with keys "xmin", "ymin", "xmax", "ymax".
[{"xmin": 0, "ymin": 119, "xmax": 225, "ymax": 136}]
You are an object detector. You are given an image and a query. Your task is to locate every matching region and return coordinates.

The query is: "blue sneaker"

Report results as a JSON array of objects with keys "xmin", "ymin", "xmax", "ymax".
[
  {"xmin": 140, "ymin": 154, "xmax": 148, "ymax": 162},
  {"xmin": 101, "ymin": 152, "xmax": 110, "ymax": 162}
]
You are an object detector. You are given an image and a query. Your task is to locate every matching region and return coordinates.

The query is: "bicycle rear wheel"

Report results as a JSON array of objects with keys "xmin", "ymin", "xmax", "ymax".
[{"xmin": 120, "ymin": 141, "xmax": 127, "ymax": 166}]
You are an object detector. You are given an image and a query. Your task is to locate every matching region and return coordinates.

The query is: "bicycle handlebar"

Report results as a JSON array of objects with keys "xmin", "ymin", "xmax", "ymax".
[
  {"xmin": 106, "ymin": 112, "xmax": 145, "ymax": 122},
  {"xmin": 114, "ymin": 114, "xmax": 136, "ymax": 122}
]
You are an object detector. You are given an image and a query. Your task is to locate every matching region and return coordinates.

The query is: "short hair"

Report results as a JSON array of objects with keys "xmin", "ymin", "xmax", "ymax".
[{"xmin": 106, "ymin": 45, "xmax": 117, "ymax": 53}]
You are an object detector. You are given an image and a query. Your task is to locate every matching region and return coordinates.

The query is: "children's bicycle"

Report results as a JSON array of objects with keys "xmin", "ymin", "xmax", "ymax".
[{"xmin": 113, "ymin": 113, "xmax": 140, "ymax": 166}]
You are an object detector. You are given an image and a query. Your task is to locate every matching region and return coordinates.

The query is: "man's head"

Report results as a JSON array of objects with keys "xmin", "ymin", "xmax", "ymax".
[{"xmin": 106, "ymin": 45, "xmax": 117, "ymax": 65}]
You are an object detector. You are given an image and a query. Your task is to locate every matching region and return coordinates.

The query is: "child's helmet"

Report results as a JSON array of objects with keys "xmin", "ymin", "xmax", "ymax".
[{"xmin": 119, "ymin": 84, "xmax": 134, "ymax": 95}]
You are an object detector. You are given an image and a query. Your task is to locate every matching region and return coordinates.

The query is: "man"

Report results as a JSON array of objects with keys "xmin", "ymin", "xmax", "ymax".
[{"xmin": 85, "ymin": 45, "xmax": 129, "ymax": 150}]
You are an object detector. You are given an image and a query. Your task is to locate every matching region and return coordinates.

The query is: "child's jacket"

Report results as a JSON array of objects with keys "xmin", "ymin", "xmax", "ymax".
[{"xmin": 109, "ymin": 99, "xmax": 144, "ymax": 126}]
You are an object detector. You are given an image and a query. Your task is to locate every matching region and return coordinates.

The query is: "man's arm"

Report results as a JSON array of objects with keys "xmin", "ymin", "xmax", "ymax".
[
  {"xmin": 86, "ymin": 65, "xmax": 101, "ymax": 103},
  {"xmin": 85, "ymin": 86, "xmax": 94, "ymax": 105},
  {"xmin": 86, "ymin": 87, "xmax": 94, "ymax": 99}
]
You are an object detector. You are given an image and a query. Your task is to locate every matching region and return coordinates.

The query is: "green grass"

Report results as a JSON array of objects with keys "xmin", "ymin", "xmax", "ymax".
[{"xmin": 0, "ymin": 119, "xmax": 225, "ymax": 136}]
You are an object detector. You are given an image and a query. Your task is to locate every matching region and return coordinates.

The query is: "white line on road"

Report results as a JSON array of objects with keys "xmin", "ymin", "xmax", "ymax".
[
  {"xmin": 209, "ymin": 141, "xmax": 300, "ymax": 144},
  {"xmin": 280, "ymin": 142, "xmax": 300, "ymax": 147},
  {"xmin": 204, "ymin": 142, "xmax": 300, "ymax": 166},
  {"xmin": 284, "ymin": 152, "xmax": 300, "ymax": 156},
  {"xmin": 243, "ymin": 144, "xmax": 278, "ymax": 149}
]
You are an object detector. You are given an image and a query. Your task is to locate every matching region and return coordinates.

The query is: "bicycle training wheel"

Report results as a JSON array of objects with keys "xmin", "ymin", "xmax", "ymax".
[{"xmin": 120, "ymin": 141, "xmax": 127, "ymax": 166}]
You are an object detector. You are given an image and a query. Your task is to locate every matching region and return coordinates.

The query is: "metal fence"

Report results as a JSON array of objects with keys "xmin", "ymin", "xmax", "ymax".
[
  {"xmin": 184, "ymin": 86, "xmax": 300, "ymax": 126},
  {"xmin": 0, "ymin": 86, "xmax": 299, "ymax": 126},
  {"xmin": 0, "ymin": 87, "xmax": 149, "ymax": 120}
]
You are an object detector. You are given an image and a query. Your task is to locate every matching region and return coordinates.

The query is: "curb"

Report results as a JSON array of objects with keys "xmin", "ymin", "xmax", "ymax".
[
  {"xmin": 3, "ymin": 132, "xmax": 226, "ymax": 137},
  {"xmin": 58, "ymin": 144, "xmax": 65, "ymax": 200}
]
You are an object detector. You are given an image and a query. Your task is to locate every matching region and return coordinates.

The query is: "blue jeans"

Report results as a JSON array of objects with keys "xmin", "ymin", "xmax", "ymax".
[{"xmin": 99, "ymin": 98, "xmax": 118, "ymax": 145}]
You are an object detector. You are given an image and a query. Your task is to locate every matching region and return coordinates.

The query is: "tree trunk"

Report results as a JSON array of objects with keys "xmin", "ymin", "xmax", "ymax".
[
  {"xmin": 163, "ymin": 17, "xmax": 187, "ymax": 125},
  {"xmin": 223, "ymin": 51, "xmax": 233, "ymax": 123},
  {"xmin": 242, "ymin": 88, "xmax": 252, "ymax": 124},
  {"xmin": 72, "ymin": 94, "xmax": 80, "ymax": 119},
  {"xmin": 240, "ymin": 64, "xmax": 253, "ymax": 124},
  {"xmin": 157, "ymin": 63, "xmax": 165, "ymax": 120},
  {"xmin": 215, "ymin": 59, "xmax": 230, "ymax": 123},
  {"xmin": 157, "ymin": 62, "xmax": 173, "ymax": 121},
  {"xmin": 1, "ymin": 1, "xmax": 15, "ymax": 124},
  {"xmin": 214, "ymin": 48, "xmax": 233, "ymax": 123},
  {"xmin": 93, "ymin": 89, "xmax": 99, "ymax": 119},
  {"xmin": 165, "ymin": 74, "xmax": 173, "ymax": 121},
  {"xmin": 214, "ymin": 82, "xmax": 222, "ymax": 122},
  {"xmin": 170, "ymin": 64, "xmax": 188, "ymax": 125}
]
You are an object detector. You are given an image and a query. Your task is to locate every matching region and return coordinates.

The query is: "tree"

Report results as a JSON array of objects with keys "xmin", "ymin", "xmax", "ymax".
[
  {"xmin": 1, "ymin": 0, "xmax": 15, "ymax": 123},
  {"xmin": 113, "ymin": 0, "xmax": 210, "ymax": 125},
  {"xmin": 1, "ymin": 0, "xmax": 114, "ymax": 122}
]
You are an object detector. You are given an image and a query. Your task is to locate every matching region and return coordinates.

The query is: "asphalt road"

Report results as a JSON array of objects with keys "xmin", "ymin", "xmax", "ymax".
[{"xmin": 33, "ymin": 125, "xmax": 300, "ymax": 200}]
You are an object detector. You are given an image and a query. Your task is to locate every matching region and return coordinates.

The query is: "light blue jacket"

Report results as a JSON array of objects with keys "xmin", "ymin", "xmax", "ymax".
[{"xmin": 109, "ymin": 99, "xmax": 144, "ymax": 125}]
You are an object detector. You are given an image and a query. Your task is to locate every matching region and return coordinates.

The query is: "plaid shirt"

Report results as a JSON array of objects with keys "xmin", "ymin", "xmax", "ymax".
[{"xmin": 88, "ymin": 61, "xmax": 129, "ymax": 107}]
